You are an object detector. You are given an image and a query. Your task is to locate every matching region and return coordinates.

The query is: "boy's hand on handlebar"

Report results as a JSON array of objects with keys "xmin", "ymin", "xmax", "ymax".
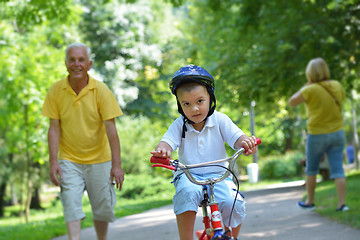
[
  {"xmin": 151, "ymin": 141, "xmax": 172, "ymax": 158},
  {"xmin": 241, "ymin": 136, "xmax": 258, "ymax": 156},
  {"xmin": 150, "ymin": 148, "xmax": 171, "ymax": 159}
]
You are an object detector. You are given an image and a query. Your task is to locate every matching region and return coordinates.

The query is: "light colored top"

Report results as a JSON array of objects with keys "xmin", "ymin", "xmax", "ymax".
[
  {"xmin": 42, "ymin": 76, "xmax": 123, "ymax": 164},
  {"xmin": 161, "ymin": 111, "xmax": 245, "ymax": 176},
  {"xmin": 300, "ymin": 80, "xmax": 344, "ymax": 134}
]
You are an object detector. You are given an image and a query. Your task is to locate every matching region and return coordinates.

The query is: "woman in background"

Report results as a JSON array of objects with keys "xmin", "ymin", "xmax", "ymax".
[{"xmin": 289, "ymin": 58, "xmax": 348, "ymax": 212}]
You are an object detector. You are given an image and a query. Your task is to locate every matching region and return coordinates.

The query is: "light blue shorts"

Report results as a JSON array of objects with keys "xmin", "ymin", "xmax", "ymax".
[
  {"xmin": 172, "ymin": 173, "xmax": 246, "ymax": 228},
  {"xmin": 59, "ymin": 160, "xmax": 116, "ymax": 222},
  {"xmin": 306, "ymin": 130, "xmax": 345, "ymax": 179}
]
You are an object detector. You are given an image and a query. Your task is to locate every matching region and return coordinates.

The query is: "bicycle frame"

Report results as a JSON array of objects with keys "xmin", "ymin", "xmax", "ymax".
[
  {"xmin": 151, "ymin": 138, "xmax": 261, "ymax": 240},
  {"xmin": 197, "ymin": 183, "xmax": 229, "ymax": 240}
]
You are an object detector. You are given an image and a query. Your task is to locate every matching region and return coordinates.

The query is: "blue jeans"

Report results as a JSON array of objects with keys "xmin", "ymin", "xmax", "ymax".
[{"xmin": 306, "ymin": 130, "xmax": 345, "ymax": 179}]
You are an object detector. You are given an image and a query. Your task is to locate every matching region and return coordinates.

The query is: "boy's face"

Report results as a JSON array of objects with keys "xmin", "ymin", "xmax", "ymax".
[{"xmin": 177, "ymin": 84, "xmax": 210, "ymax": 129}]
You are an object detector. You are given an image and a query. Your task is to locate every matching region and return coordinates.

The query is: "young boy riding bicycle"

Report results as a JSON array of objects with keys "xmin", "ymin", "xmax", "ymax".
[{"xmin": 151, "ymin": 64, "xmax": 258, "ymax": 239}]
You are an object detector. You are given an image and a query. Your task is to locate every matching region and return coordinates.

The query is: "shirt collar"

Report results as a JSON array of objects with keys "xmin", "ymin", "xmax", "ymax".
[
  {"xmin": 186, "ymin": 111, "xmax": 216, "ymax": 132},
  {"xmin": 61, "ymin": 74, "xmax": 95, "ymax": 90}
]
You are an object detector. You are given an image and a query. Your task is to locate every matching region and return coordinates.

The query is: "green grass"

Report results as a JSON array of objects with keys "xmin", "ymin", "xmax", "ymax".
[{"xmin": 314, "ymin": 169, "xmax": 360, "ymax": 229}]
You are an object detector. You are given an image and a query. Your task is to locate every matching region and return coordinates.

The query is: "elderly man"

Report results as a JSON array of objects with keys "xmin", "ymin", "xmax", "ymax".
[{"xmin": 42, "ymin": 42, "xmax": 124, "ymax": 240}]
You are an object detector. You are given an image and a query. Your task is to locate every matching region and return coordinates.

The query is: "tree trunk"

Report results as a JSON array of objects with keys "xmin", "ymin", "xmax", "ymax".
[
  {"xmin": 30, "ymin": 188, "xmax": 42, "ymax": 209},
  {"xmin": 0, "ymin": 152, "xmax": 13, "ymax": 217},
  {"xmin": 351, "ymin": 100, "xmax": 359, "ymax": 169},
  {"xmin": 25, "ymin": 179, "xmax": 32, "ymax": 222},
  {"xmin": 0, "ymin": 182, "xmax": 6, "ymax": 217},
  {"xmin": 24, "ymin": 103, "xmax": 32, "ymax": 223},
  {"xmin": 11, "ymin": 182, "xmax": 18, "ymax": 206}
]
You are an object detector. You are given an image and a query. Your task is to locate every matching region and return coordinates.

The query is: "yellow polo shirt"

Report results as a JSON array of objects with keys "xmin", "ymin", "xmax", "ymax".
[
  {"xmin": 42, "ymin": 76, "xmax": 123, "ymax": 164},
  {"xmin": 300, "ymin": 80, "xmax": 344, "ymax": 134}
]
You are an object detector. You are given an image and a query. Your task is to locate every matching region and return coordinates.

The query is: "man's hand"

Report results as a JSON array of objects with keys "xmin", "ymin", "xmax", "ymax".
[
  {"xmin": 49, "ymin": 161, "xmax": 62, "ymax": 186},
  {"xmin": 111, "ymin": 164, "xmax": 125, "ymax": 190}
]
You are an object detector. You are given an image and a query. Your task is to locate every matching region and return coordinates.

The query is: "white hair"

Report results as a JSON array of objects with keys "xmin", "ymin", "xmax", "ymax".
[{"xmin": 65, "ymin": 42, "xmax": 92, "ymax": 62}]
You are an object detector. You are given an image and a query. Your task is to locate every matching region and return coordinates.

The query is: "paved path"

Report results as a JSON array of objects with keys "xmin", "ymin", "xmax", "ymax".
[{"xmin": 52, "ymin": 181, "xmax": 360, "ymax": 240}]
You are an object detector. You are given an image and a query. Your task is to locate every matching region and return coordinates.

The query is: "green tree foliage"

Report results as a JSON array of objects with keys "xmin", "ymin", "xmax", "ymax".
[
  {"xmin": 168, "ymin": 0, "xmax": 360, "ymax": 153},
  {"xmin": 78, "ymin": 0, "xmax": 176, "ymax": 120},
  {"xmin": 0, "ymin": 0, "xmax": 81, "ymax": 218},
  {"xmin": 0, "ymin": 0, "xmax": 73, "ymax": 32},
  {"xmin": 179, "ymin": 0, "xmax": 359, "ymax": 102}
]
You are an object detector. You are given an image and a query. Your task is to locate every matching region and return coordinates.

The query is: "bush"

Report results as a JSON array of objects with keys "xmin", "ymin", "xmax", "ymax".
[
  {"xmin": 258, "ymin": 151, "xmax": 304, "ymax": 180},
  {"xmin": 117, "ymin": 115, "xmax": 165, "ymax": 175},
  {"xmin": 119, "ymin": 174, "xmax": 174, "ymax": 199}
]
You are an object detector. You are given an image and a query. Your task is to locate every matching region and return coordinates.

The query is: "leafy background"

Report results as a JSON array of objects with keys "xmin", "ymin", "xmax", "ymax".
[{"xmin": 0, "ymin": 0, "xmax": 359, "ymax": 236}]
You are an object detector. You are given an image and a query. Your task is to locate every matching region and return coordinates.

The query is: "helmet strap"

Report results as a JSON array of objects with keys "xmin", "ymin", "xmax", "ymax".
[
  {"xmin": 181, "ymin": 118, "xmax": 188, "ymax": 138},
  {"xmin": 207, "ymin": 86, "xmax": 216, "ymax": 117}
]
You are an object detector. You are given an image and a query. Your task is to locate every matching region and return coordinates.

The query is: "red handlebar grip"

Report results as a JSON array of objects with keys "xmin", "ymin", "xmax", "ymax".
[{"xmin": 150, "ymin": 156, "xmax": 171, "ymax": 165}]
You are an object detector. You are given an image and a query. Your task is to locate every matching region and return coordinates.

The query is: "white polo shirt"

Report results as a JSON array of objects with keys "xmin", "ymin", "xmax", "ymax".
[{"xmin": 161, "ymin": 111, "xmax": 245, "ymax": 176}]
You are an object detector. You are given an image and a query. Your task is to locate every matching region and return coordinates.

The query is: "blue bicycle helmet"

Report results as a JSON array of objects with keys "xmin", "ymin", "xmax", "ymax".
[
  {"xmin": 170, "ymin": 64, "xmax": 215, "ymax": 94},
  {"xmin": 170, "ymin": 64, "xmax": 216, "ymax": 138}
]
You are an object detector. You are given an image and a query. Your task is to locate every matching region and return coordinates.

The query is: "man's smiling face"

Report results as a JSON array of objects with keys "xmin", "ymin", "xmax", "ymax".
[{"xmin": 65, "ymin": 46, "xmax": 92, "ymax": 81}]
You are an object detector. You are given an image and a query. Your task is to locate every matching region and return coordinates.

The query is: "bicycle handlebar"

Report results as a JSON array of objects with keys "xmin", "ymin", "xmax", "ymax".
[
  {"xmin": 151, "ymin": 164, "xmax": 176, "ymax": 171},
  {"xmin": 151, "ymin": 137, "xmax": 261, "ymax": 186},
  {"xmin": 150, "ymin": 157, "xmax": 171, "ymax": 165}
]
